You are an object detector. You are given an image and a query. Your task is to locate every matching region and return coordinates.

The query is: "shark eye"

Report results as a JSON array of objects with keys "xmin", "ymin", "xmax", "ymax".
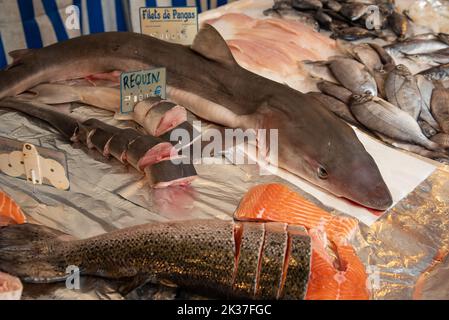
[{"xmin": 317, "ymin": 166, "xmax": 328, "ymax": 180}]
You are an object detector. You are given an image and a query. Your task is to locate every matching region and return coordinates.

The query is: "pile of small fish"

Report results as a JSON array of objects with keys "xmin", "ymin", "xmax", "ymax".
[
  {"xmin": 385, "ymin": 34, "xmax": 449, "ymax": 79},
  {"xmin": 305, "ymin": 39, "xmax": 449, "ymax": 161},
  {"xmin": 264, "ymin": 0, "xmax": 412, "ymax": 41}
]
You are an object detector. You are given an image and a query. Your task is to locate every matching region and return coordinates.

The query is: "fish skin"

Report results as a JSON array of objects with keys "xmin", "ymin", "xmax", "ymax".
[
  {"xmin": 415, "ymin": 75, "xmax": 440, "ymax": 130},
  {"xmin": 387, "ymin": 11, "xmax": 409, "ymax": 40},
  {"xmin": 0, "ymin": 28, "xmax": 392, "ymax": 210},
  {"xmin": 324, "ymin": 0, "xmax": 342, "ymax": 12},
  {"xmin": 418, "ymin": 120, "xmax": 438, "ymax": 138},
  {"xmin": 431, "ymin": 88, "xmax": 449, "ymax": 134},
  {"xmin": 340, "ymin": 3, "xmax": 368, "ymax": 21},
  {"xmin": 328, "ymin": 57, "xmax": 378, "ymax": 96},
  {"xmin": 385, "ymin": 64, "xmax": 422, "ymax": 120},
  {"xmin": 385, "ymin": 39, "xmax": 449, "ymax": 56},
  {"xmin": 316, "ymin": 80, "xmax": 353, "ymax": 104},
  {"xmin": 144, "ymin": 160, "xmax": 198, "ymax": 188},
  {"xmin": 349, "ymin": 95, "xmax": 441, "ymax": 151},
  {"xmin": 307, "ymin": 92, "xmax": 359, "ymax": 125},
  {"xmin": 419, "ymin": 63, "xmax": 449, "ymax": 81},
  {"xmin": 405, "ymin": 51, "xmax": 449, "ymax": 66},
  {"xmin": 0, "ymin": 220, "xmax": 311, "ymax": 299},
  {"xmin": 368, "ymin": 43, "xmax": 395, "ymax": 69},
  {"xmin": 347, "ymin": 43, "xmax": 383, "ymax": 73},
  {"xmin": 372, "ymin": 69, "xmax": 388, "ymax": 99},
  {"xmin": 331, "ymin": 27, "xmax": 377, "ymax": 41},
  {"xmin": 292, "ymin": 0, "xmax": 323, "ymax": 10},
  {"xmin": 438, "ymin": 33, "xmax": 449, "ymax": 46}
]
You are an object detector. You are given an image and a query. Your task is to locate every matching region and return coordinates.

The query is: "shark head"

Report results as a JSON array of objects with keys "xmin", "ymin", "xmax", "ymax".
[
  {"xmin": 192, "ymin": 24, "xmax": 392, "ymax": 210},
  {"xmin": 269, "ymin": 94, "xmax": 393, "ymax": 211}
]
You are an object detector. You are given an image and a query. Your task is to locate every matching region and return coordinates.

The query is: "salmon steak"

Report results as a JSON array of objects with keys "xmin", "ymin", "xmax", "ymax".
[
  {"xmin": 235, "ymin": 183, "xmax": 370, "ymax": 300},
  {"xmin": 0, "ymin": 191, "xmax": 26, "ymax": 226}
]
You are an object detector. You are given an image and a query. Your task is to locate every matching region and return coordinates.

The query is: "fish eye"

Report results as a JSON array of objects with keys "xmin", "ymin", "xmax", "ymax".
[
  {"xmin": 317, "ymin": 166, "xmax": 328, "ymax": 180},
  {"xmin": 364, "ymin": 90, "xmax": 373, "ymax": 95}
]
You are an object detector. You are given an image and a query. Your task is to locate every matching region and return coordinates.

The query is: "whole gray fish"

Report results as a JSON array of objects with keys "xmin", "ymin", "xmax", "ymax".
[
  {"xmin": 431, "ymin": 87, "xmax": 449, "ymax": 133},
  {"xmin": 419, "ymin": 63, "xmax": 449, "ymax": 81},
  {"xmin": 0, "ymin": 98, "xmax": 197, "ymax": 188},
  {"xmin": 385, "ymin": 64, "xmax": 422, "ymax": 120},
  {"xmin": 317, "ymin": 80, "xmax": 353, "ymax": 104},
  {"xmin": 349, "ymin": 95, "xmax": 441, "ymax": 150},
  {"xmin": 415, "ymin": 75, "xmax": 440, "ymax": 130},
  {"xmin": 338, "ymin": 41, "xmax": 383, "ymax": 72},
  {"xmin": 0, "ymin": 27, "xmax": 393, "ymax": 210},
  {"xmin": 385, "ymin": 39, "xmax": 449, "ymax": 56},
  {"xmin": 328, "ymin": 57, "xmax": 378, "ymax": 96},
  {"xmin": 307, "ymin": 92, "xmax": 359, "ymax": 125},
  {"xmin": 0, "ymin": 221, "xmax": 311, "ymax": 299}
]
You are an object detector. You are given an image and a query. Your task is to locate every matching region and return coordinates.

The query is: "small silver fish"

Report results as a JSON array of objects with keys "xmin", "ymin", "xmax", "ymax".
[
  {"xmin": 431, "ymin": 87, "xmax": 449, "ymax": 133},
  {"xmin": 385, "ymin": 39, "xmax": 449, "ymax": 56},
  {"xmin": 385, "ymin": 64, "xmax": 422, "ymax": 120},
  {"xmin": 415, "ymin": 75, "xmax": 440, "ymax": 130},
  {"xmin": 350, "ymin": 94, "xmax": 441, "ymax": 150},
  {"xmin": 419, "ymin": 63, "xmax": 449, "ymax": 81},
  {"xmin": 328, "ymin": 57, "xmax": 378, "ymax": 96}
]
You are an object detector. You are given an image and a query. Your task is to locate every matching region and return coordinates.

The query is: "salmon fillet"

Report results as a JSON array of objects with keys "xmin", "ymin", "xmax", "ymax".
[
  {"xmin": 0, "ymin": 191, "xmax": 27, "ymax": 226},
  {"xmin": 234, "ymin": 184, "xmax": 358, "ymax": 245},
  {"xmin": 235, "ymin": 184, "xmax": 369, "ymax": 300}
]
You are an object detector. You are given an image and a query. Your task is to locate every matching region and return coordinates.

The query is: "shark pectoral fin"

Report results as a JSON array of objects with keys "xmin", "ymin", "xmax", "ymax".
[
  {"xmin": 191, "ymin": 24, "xmax": 237, "ymax": 67},
  {"xmin": 25, "ymin": 84, "xmax": 81, "ymax": 105}
]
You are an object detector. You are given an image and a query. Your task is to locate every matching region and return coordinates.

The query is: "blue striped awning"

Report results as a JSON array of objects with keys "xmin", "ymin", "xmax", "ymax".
[{"xmin": 0, "ymin": 0, "xmax": 232, "ymax": 69}]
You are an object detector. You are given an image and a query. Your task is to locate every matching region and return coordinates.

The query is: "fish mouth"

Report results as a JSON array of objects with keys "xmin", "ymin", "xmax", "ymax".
[{"xmin": 341, "ymin": 180, "xmax": 393, "ymax": 211}]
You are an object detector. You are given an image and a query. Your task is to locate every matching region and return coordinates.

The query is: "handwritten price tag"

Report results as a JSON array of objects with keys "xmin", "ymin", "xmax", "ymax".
[{"xmin": 139, "ymin": 7, "xmax": 198, "ymax": 45}]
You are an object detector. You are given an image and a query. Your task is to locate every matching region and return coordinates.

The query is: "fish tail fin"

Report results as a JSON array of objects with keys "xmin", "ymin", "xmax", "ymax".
[{"xmin": 0, "ymin": 224, "xmax": 74, "ymax": 283}]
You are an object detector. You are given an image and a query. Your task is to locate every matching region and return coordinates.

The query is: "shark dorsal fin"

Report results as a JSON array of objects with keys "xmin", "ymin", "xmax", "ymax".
[{"xmin": 191, "ymin": 24, "xmax": 237, "ymax": 67}]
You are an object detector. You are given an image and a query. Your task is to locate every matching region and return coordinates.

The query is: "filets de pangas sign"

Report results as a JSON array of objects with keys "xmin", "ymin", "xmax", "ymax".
[{"xmin": 139, "ymin": 7, "xmax": 198, "ymax": 45}]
